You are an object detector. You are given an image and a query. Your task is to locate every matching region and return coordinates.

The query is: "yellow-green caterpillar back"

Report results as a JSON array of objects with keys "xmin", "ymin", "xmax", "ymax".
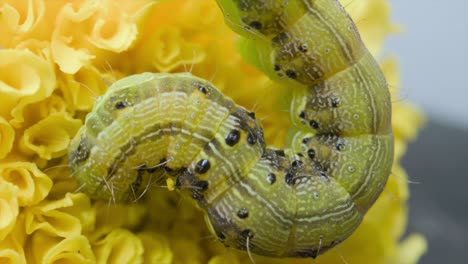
[{"xmin": 69, "ymin": 0, "xmax": 394, "ymax": 258}]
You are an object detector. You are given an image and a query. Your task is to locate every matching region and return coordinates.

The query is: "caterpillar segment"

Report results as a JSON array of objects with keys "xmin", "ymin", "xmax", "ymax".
[
  {"xmin": 69, "ymin": 0, "xmax": 394, "ymax": 259},
  {"xmin": 214, "ymin": 0, "xmax": 394, "ymax": 256}
]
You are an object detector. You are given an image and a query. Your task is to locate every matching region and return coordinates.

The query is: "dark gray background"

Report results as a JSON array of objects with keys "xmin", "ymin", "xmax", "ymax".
[
  {"xmin": 384, "ymin": 0, "xmax": 468, "ymax": 263},
  {"xmin": 403, "ymin": 123, "xmax": 468, "ymax": 264}
]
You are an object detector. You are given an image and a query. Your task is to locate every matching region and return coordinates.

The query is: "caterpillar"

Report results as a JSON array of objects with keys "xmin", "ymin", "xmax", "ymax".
[{"xmin": 68, "ymin": 0, "xmax": 394, "ymax": 258}]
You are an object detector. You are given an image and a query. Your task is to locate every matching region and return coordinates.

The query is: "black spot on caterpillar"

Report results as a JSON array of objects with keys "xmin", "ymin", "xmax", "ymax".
[{"xmin": 68, "ymin": 0, "xmax": 394, "ymax": 259}]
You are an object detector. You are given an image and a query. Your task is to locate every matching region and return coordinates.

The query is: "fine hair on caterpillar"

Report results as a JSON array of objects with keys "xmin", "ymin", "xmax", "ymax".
[{"xmin": 68, "ymin": 0, "xmax": 394, "ymax": 259}]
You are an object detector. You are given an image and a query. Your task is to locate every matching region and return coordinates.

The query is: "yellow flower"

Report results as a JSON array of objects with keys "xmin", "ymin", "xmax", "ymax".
[{"xmin": 0, "ymin": 0, "xmax": 427, "ymax": 263}]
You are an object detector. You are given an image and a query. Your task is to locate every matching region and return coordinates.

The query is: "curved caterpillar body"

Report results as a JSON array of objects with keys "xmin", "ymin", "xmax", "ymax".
[{"xmin": 68, "ymin": 0, "xmax": 394, "ymax": 259}]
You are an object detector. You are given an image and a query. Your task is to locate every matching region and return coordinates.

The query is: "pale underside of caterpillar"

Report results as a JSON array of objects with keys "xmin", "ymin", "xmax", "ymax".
[{"xmin": 68, "ymin": 0, "xmax": 394, "ymax": 258}]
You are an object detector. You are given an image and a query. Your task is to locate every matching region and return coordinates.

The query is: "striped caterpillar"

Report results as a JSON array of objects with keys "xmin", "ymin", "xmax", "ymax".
[{"xmin": 68, "ymin": 0, "xmax": 394, "ymax": 258}]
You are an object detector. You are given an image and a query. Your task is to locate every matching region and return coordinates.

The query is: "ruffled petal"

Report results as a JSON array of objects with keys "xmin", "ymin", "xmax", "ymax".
[
  {"xmin": 393, "ymin": 103, "xmax": 426, "ymax": 142},
  {"xmin": 93, "ymin": 202, "xmax": 147, "ymax": 235},
  {"xmin": 27, "ymin": 231, "xmax": 95, "ymax": 264},
  {"xmin": 87, "ymin": 0, "xmax": 155, "ymax": 52},
  {"xmin": 92, "ymin": 229, "xmax": 143, "ymax": 264},
  {"xmin": 0, "ymin": 183, "xmax": 19, "ymax": 240},
  {"xmin": 170, "ymin": 239, "xmax": 205, "ymax": 264},
  {"xmin": 18, "ymin": 94, "xmax": 69, "ymax": 126},
  {"xmin": 208, "ymin": 255, "xmax": 241, "ymax": 264},
  {"xmin": 0, "ymin": 117, "xmax": 15, "ymax": 159},
  {"xmin": 0, "ymin": 234, "xmax": 27, "ymax": 264},
  {"xmin": 50, "ymin": 1, "xmax": 99, "ymax": 74},
  {"xmin": 0, "ymin": 49, "xmax": 55, "ymax": 125},
  {"xmin": 387, "ymin": 234, "xmax": 428, "ymax": 264},
  {"xmin": 0, "ymin": 0, "xmax": 45, "ymax": 47},
  {"xmin": 58, "ymin": 65, "xmax": 121, "ymax": 112},
  {"xmin": 132, "ymin": 25, "xmax": 206, "ymax": 73},
  {"xmin": 20, "ymin": 112, "xmax": 82, "ymax": 160},
  {"xmin": 51, "ymin": 0, "xmax": 155, "ymax": 74},
  {"xmin": 24, "ymin": 193, "xmax": 95, "ymax": 237},
  {"xmin": 0, "ymin": 162, "xmax": 52, "ymax": 206},
  {"xmin": 137, "ymin": 232, "xmax": 173, "ymax": 264}
]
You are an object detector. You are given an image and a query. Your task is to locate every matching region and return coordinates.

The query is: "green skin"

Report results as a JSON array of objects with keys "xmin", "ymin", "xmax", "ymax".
[{"xmin": 68, "ymin": 0, "xmax": 394, "ymax": 258}]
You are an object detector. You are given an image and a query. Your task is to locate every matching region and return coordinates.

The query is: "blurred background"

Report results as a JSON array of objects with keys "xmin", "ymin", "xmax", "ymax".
[{"xmin": 386, "ymin": 0, "xmax": 468, "ymax": 263}]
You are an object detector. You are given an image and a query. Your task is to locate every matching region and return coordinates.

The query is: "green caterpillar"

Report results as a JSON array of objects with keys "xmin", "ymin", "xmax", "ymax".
[{"xmin": 68, "ymin": 0, "xmax": 393, "ymax": 258}]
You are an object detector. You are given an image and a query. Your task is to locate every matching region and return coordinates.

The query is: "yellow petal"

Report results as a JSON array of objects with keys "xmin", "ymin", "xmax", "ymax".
[
  {"xmin": 0, "ymin": 117, "xmax": 15, "ymax": 159},
  {"xmin": 92, "ymin": 229, "xmax": 143, "ymax": 264},
  {"xmin": 0, "ymin": 233, "xmax": 27, "ymax": 264},
  {"xmin": 24, "ymin": 193, "xmax": 94, "ymax": 237},
  {"xmin": 50, "ymin": 1, "xmax": 99, "ymax": 74},
  {"xmin": 208, "ymin": 255, "xmax": 241, "ymax": 264},
  {"xmin": 0, "ymin": 0, "xmax": 45, "ymax": 46},
  {"xmin": 136, "ymin": 25, "xmax": 206, "ymax": 73},
  {"xmin": 393, "ymin": 103, "xmax": 426, "ymax": 141},
  {"xmin": 93, "ymin": 202, "xmax": 147, "ymax": 232},
  {"xmin": 387, "ymin": 234, "xmax": 428, "ymax": 264},
  {"xmin": 0, "ymin": 183, "xmax": 19, "ymax": 240},
  {"xmin": 58, "ymin": 65, "xmax": 119, "ymax": 112},
  {"xmin": 27, "ymin": 231, "xmax": 95, "ymax": 264},
  {"xmin": 20, "ymin": 112, "xmax": 82, "ymax": 160},
  {"xmin": 170, "ymin": 238, "xmax": 204, "ymax": 264},
  {"xmin": 0, "ymin": 49, "xmax": 55, "ymax": 124},
  {"xmin": 87, "ymin": 0, "xmax": 155, "ymax": 52},
  {"xmin": 138, "ymin": 232, "xmax": 173, "ymax": 264},
  {"xmin": 0, "ymin": 162, "xmax": 52, "ymax": 206}
]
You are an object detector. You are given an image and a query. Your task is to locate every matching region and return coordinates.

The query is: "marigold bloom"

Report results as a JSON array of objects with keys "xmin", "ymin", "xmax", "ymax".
[{"xmin": 0, "ymin": 0, "xmax": 427, "ymax": 263}]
